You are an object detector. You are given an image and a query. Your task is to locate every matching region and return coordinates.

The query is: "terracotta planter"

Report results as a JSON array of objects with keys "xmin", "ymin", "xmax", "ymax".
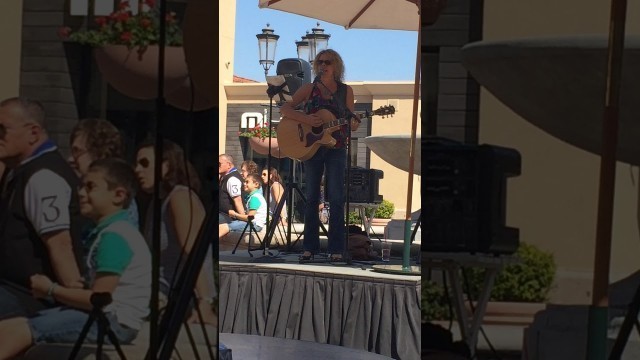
[
  {"xmin": 370, "ymin": 218, "xmax": 392, "ymax": 227},
  {"xmin": 183, "ymin": 0, "xmax": 216, "ymax": 104},
  {"xmin": 465, "ymin": 301, "xmax": 546, "ymax": 326},
  {"xmin": 248, "ymin": 137, "xmax": 285, "ymax": 158},
  {"xmin": 94, "ymin": 44, "xmax": 189, "ymax": 100}
]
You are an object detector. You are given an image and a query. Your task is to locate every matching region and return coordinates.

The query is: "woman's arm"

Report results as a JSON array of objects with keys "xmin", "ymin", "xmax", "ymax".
[
  {"xmin": 271, "ymin": 182, "xmax": 287, "ymax": 220},
  {"xmin": 168, "ymin": 190, "xmax": 216, "ymax": 318}
]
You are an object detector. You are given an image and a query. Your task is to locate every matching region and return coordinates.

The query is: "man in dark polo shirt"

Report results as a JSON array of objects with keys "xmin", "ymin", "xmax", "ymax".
[
  {"xmin": 0, "ymin": 97, "xmax": 85, "ymax": 320},
  {"xmin": 218, "ymin": 154, "xmax": 244, "ymax": 224}
]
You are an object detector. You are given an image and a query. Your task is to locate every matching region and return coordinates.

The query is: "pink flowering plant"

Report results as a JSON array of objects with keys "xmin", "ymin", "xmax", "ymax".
[
  {"xmin": 238, "ymin": 123, "xmax": 277, "ymax": 140},
  {"xmin": 58, "ymin": 0, "xmax": 182, "ymax": 52}
]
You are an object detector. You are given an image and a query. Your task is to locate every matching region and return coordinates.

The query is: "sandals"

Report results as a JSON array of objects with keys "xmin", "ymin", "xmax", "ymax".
[
  {"xmin": 330, "ymin": 254, "xmax": 345, "ymax": 263},
  {"xmin": 299, "ymin": 251, "xmax": 314, "ymax": 262}
]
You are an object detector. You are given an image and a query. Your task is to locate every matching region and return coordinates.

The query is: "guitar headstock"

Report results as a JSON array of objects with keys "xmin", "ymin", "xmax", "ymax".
[{"xmin": 371, "ymin": 105, "xmax": 396, "ymax": 118}]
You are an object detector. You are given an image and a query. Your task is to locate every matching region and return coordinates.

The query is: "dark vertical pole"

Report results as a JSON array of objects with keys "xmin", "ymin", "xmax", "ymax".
[
  {"xmin": 148, "ymin": 0, "xmax": 167, "ymax": 358},
  {"xmin": 587, "ymin": 0, "xmax": 627, "ymax": 359}
]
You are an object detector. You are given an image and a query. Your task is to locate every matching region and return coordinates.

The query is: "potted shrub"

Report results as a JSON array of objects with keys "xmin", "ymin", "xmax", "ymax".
[
  {"xmin": 59, "ymin": 0, "xmax": 188, "ymax": 100},
  {"xmin": 369, "ymin": 199, "xmax": 394, "ymax": 226}
]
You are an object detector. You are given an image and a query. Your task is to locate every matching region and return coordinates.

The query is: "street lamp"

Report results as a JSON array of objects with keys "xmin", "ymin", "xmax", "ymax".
[
  {"xmin": 295, "ymin": 32, "xmax": 310, "ymax": 61},
  {"xmin": 305, "ymin": 22, "xmax": 330, "ymax": 63},
  {"xmin": 256, "ymin": 23, "xmax": 279, "ymax": 76}
]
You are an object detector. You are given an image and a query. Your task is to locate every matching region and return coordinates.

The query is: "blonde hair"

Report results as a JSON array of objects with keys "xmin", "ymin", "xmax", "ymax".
[{"xmin": 313, "ymin": 49, "xmax": 345, "ymax": 82}]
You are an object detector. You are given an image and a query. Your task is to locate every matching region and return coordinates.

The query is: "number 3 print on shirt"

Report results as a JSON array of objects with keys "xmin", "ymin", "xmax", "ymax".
[{"xmin": 41, "ymin": 196, "xmax": 61, "ymax": 222}]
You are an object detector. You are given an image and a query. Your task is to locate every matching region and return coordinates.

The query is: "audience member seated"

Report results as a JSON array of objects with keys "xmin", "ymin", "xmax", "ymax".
[
  {"xmin": 218, "ymin": 154, "xmax": 243, "ymax": 224},
  {"xmin": 135, "ymin": 140, "xmax": 217, "ymax": 325},
  {"xmin": 219, "ymin": 173, "xmax": 267, "ymax": 249},
  {"xmin": 0, "ymin": 97, "xmax": 85, "ymax": 321},
  {"xmin": 0, "ymin": 158, "xmax": 150, "ymax": 359}
]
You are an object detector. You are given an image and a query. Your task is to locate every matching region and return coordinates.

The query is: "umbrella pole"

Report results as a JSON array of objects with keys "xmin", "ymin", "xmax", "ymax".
[
  {"xmin": 586, "ymin": 0, "xmax": 628, "ymax": 358},
  {"xmin": 402, "ymin": 13, "xmax": 421, "ymax": 272}
]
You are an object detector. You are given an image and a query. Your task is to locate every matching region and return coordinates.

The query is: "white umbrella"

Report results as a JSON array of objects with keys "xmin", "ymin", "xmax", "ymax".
[
  {"xmin": 258, "ymin": 0, "xmax": 442, "ymax": 273},
  {"xmin": 259, "ymin": 0, "xmax": 419, "ymax": 31}
]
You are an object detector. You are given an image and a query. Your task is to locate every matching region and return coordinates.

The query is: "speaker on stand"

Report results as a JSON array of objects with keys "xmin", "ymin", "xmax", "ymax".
[
  {"xmin": 261, "ymin": 58, "xmax": 314, "ymax": 251},
  {"xmin": 276, "ymin": 58, "xmax": 312, "ymax": 103}
]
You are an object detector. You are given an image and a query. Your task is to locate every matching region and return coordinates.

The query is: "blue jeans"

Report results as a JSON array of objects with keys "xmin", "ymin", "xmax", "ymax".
[
  {"xmin": 303, "ymin": 147, "xmax": 347, "ymax": 254},
  {"xmin": 28, "ymin": 307, "xmax": 138, "ymax": 345},
  {"xmin": 228, "ymin": 220, "xmax": 262, "ymax": 232},
  {"xmin": 0, "ymin": 282, "xmax": 50, "ymax": 321}
]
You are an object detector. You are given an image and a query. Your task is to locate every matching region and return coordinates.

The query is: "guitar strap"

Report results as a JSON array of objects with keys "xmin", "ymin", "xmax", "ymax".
[{"xmin": 334, "ymin": 82, "xmax": 349, "ymax": 119}]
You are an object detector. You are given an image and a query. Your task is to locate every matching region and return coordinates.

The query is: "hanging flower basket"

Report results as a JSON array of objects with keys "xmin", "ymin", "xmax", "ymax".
[
  {"xmin": 58, "ymin": 1, "xmax": 188, "ymax": 100},
  {"xmin": 94, "ymin": 44, "xmax": 189, "ymax": 100},
  {"xmin": 166, "ymin": 77, "xmax": 216, "ymax": 111},
  {"xmin": 248, "ymin": 137, "xmax": 285, "ymax": 158}
]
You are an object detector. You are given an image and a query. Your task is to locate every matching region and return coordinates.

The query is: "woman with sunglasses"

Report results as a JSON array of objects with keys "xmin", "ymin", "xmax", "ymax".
[
  {"xmin": 261, "ymin": 167, "xmax": 287, "ymax": 226},
  {"xmin": 134, "ymin": 139, "xmax": 217, "ymax": 325},
  {"xmin": 280, "ymin": 49, "xmax": 360, "ymax": 263}
]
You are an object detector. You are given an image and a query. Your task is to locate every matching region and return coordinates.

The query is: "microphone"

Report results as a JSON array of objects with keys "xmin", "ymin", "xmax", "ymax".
[{"xmin": 313, "ymin": 69, "xmax": 324, "ymax": 83}]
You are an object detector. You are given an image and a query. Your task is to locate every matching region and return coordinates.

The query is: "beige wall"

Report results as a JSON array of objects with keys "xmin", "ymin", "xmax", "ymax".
[
  {"xmin": 219, "ymin": 0, "xmax": 236, "ymax": 152},
  {"xmin": 370, "ymin": 96, "xmax": 421, "ymax": 219},
  {"xmin": 0, "ymin": 1, "xmax": 23, "ymax": 100},
  {"xmin": 481, "ymin": 1, "xmax": 640, "ymax": 303}
]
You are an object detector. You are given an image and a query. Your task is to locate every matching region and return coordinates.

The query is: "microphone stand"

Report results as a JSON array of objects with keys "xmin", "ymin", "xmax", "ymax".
[{"xmin": 344, "ymin": 113, "xmax": 353, "ymax": 265}]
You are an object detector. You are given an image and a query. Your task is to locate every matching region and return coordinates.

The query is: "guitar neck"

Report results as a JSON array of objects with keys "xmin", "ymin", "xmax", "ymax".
[
  {"xmin": 323, "ymin": 118, "xmax": 350, "ymax": 130},
  {"xmin": 319, "ymin": 107, "xmax": 394, "ymax": 130}
]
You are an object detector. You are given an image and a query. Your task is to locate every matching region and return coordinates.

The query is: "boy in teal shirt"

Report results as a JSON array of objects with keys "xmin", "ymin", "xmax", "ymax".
[
  {"xmin": 219, "ymin": 173, "xmax": 267, "ymax": 238},
  {"xmin": 0, "ymin": 158, "xmax": 151, "ymax": 359}
]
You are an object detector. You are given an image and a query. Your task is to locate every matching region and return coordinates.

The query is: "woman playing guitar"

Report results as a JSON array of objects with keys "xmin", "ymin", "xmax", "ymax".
[{"xmin": 280, "ymin": 49, "xmax": 360, "ymax": 263}]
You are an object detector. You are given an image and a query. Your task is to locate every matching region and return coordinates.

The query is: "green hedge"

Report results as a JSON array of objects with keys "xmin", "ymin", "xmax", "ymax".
[{"xmin": 422, "ymin": 279, "xmax": 451, "ymax": 321}]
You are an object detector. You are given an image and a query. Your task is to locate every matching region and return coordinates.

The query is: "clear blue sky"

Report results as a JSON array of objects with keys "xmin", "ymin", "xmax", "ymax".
[{"xmin": 233, "ymin": 1, "xmax": 418, "ymax": 82}]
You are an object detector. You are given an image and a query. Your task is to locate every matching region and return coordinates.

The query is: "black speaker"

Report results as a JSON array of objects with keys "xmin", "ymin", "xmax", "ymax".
[
  {"xmin": 276, "ymin": 58, "xmax": 312, "ymax": 96},
  {"xmin": 422, "ymin": 137, "xmax": 521, "ymax": 255},
  {"xmin": 347, "ymin": 167, "xmax": 384, "ymax": 204}
]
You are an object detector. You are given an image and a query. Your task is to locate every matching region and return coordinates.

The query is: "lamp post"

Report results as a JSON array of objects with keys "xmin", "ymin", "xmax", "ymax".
[
  {"xmin": 254, "ymin": 24, "xmax": 281, "ymax": 263},
  {"xmin": 256, "ymin": 23, "xmax": 280, "ymax": 76},
  {"xmin": 295, "ymin": 32, "xmax": 310, "ymax": 61},
  {"xmin": 304, "ymin": 23, "xmax": 330, "ymax": 63}
]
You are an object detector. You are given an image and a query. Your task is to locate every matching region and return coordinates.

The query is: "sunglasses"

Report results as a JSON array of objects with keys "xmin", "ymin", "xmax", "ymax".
[
  {"xmin": 316, "ymin": 59, "xmax": 332, "ymax": 66},
  {"xmin": 138, "ymin": 158, "xmax": 150, "ymax": 168}
]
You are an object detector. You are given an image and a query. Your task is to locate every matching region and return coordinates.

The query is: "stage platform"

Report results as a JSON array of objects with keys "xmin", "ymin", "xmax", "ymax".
[{"xmin": 218, "ymin": 250, "xmax": 421, "ymax": 360}]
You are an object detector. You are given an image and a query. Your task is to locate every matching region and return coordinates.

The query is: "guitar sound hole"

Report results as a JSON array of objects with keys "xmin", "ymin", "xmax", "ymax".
[{"xmin": 311, "ymin": 126, "xmax": 323, "ymax": 134}]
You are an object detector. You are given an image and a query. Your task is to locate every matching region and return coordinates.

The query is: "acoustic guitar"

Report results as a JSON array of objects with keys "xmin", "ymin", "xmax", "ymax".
[{"xmin": 276, "ymin": 105, "xmax": 395, "ymax": 161}]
